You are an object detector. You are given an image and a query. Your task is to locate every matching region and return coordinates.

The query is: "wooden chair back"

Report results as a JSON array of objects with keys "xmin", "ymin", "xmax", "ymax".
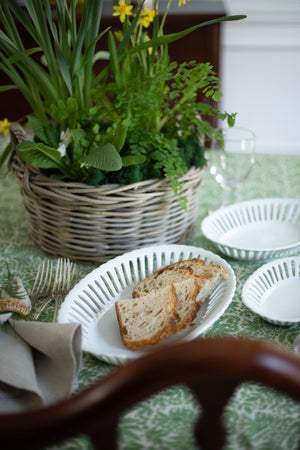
[{"xmin": 0, "ymin": 337, "xmax": 299, "ymax": 450}]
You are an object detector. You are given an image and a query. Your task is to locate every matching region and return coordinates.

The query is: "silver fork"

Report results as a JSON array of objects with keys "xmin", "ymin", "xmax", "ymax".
[
  {"xmin": 31, "ymin": 258, "xmax": 76, "ymax": 322},
  {"xmin": 30, "ymin": 260, "xmax": 55, "ymax": 307}
]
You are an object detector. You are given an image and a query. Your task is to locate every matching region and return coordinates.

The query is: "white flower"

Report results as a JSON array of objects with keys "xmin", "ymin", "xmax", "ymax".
[
  {"xmin": 57, "ymin": 144, "xmax": 66, "ymax": 157},
  {"xmin": 57, "ymin": 129, "xmax": 71, "ymax": 157},
  {"xmin": 60, "ymin": 129, "xmax": 72, "ymax": 147}
]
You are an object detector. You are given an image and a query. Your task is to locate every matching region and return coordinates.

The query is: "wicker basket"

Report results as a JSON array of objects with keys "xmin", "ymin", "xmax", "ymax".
[{"xmin": 8, "ymin": 123, "xmax": 205, "ymax": 264}]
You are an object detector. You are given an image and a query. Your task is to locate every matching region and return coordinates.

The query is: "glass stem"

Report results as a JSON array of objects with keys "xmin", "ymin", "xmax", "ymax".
[{"xmin": 222, "ymin": 187, "xmax": 237, "ymax": 206}]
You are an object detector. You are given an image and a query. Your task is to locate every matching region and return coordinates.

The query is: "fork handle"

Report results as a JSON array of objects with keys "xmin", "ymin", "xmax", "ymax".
[{"xmin": 32, "ymin": 297, "xmax": 53, "ymax": 321}]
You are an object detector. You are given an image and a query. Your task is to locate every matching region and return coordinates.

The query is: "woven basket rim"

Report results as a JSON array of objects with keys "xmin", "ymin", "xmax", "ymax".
[{"xmin": 8, "ymin": 123, "xmax": 205, "ymax": 264}]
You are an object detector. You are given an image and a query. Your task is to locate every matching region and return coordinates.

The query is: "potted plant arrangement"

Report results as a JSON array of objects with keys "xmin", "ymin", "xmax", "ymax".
[{"xmin": 0, "ymin": 0, "xmax": 244, "ymax": 264}]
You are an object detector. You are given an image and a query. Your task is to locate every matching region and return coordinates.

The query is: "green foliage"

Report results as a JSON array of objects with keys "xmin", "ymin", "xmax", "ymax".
[
  {"xmin": 17, "ymin": 141, "xmax": 65, "ymax": 169},
  {"xmin": 0, "ymin": 264, "xmax": 27, "ymax": 302},
  {"xmin": 0, "ymin": 0, "xmax": 105, "ymax": 125},
  {"xmin": 15, "ymin": 118, "xmax": 123, "ymax": 181},
  {"xmin": 0, "ymin": 0, "xmax": 246, "ymax": 193}
]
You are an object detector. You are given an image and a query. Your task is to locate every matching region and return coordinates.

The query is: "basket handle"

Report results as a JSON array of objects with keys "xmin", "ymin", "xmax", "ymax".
[
  {"xmin": 9, "ymin": 122, "xmax": 27, "ymax": 147},
  {"xmin": 8, "ymin": 123, "xmax": 28, "ymax": 179}
]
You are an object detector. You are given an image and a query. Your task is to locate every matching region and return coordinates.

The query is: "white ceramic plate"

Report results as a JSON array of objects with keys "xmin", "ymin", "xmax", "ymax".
[
  {"xmin": 242, "ymin": 256, "xmax": 300, "ymax": 325},
  {"xmin": 58, "ymin": 245, "xmax": 236, "ymax": 365},
  {"xmin": 201, "ymin": 198, "xmax": 300, "ymax": 261}
]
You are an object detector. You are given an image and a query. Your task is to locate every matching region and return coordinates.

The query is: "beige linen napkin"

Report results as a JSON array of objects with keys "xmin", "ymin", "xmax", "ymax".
[{"xmin": 0, "ymin": 319, "xmax": 81, "ymax": 413}]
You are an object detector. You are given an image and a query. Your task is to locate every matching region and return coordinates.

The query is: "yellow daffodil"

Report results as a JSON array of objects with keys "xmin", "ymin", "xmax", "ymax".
[
  {"xmin": 113, "ymin": 0, "xmax": 133, "ymax": 23},
  {"xmin": 0, "ymin": 118, "xmax": 11, "ymax": 136},
  {"xmin": 140, "ymin": 8, "xmax": 155, "ymax": 28},
  {"xmin": 178, "ymin": 0, "xmax": 190, "ymax": 6}
]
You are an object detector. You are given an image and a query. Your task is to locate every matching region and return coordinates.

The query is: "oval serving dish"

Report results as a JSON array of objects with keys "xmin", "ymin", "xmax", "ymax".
[{"xmin": 58, "ymin": 244, "xmax": 236, "ymax": 365}]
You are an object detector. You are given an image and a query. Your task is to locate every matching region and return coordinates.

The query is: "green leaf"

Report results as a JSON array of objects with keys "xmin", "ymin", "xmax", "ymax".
[
  {"xmin": 82, "ymin": 143, "xmax": 122, "ymax": 172},
  {"xmin": 227, "ymin": 113, "xmax": 237, "ymax": 127},
  {"xmin": 70, "ymin": 128, "xmax": 86, "ymax": 160},
  {"xmin": 122, "ymin": 154, "xmax": 146, "ymax": 167},
  {"xmin": 28, "ymin": 116, "xmax": 48, "ymax": 143},
  {"xmin": 16, "ymin": 140, "xmax": 64, "ymax": 169},
  {"xmin": 55, "ymin": 43, "xmax": 73, "ymax": 96},
  {"xmin": 45, "ymin": 122, "xmax": 60, "ymax": 148},
  {"xmin": 128, "ymin": 15, "xmax": 247, "ymax": 55},
  {"xmin": 105, "ymin": 125, "xmax": 127, "ymax": 152},
  {"xmin": 93, "ymin": 50, "xmax": 110, "ymax": 63},
  {"xmin": 212, "ymin": 90, "xmax": 223, "ymax": 102},
  {"xmin": 108, "ymin": 31, "xmax": 121, "ymax": 85},
  {"xmin": 0, "ymin": 84, "xmax": 16, "ymax": 93},
  {"xmin": 117, "ymin": 2, "xmax": 144, "ymax": 55}
]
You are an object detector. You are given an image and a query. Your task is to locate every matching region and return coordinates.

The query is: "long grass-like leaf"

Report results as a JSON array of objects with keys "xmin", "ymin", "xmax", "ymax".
[
  {"xmin": 43, "ymin": 1, "xmax": 59, "ymax": 46},
  {"xmin": 82, "ymin": 0, "xmax": 104, "ymax": 109},
  {"xmin": 55, "ymin": 44, "xmax": 73, "ymax": 97},
  {"xmin": 0, "ymin": 38, "xmax": 59, "ymax": 104},
  {"xmin": 128, "ymin": 15, "xmax": 246, "ymax": 55},
  {"xmin": 4, "ymin": 47, "xmax": 41, "ymax": 65},
  {"xmin": 66, "ymin": 0, "xmax": 77, "ymax": 44},
  {"xmin": 0, "ymin": 60, "xmax": 43, "ymax": 117},
  {"xmin": 117, "ymin": 2, "xmax": 144, "ymax": 56},
  {"xmin": 108, "ymin": 31, "xmax": 121, "ymax": 86},
  {"xmin": 79, "ymin": 28, "xmax": 110, "ymax": 78},
  {"xmin": 0, "ymin": 4, "xmax": 24, "ymax": 50},
  {"xmin": 1, "ymin": 1, "xmax": 40, "ymax": 44},
  {"xmin": 24, "ymin": 0, "xmax": 60, "ymax": 90},
  {"xmin": 55, "ymin": 0, "xmax": 70, "ymax": 60},
  {"xmin": 84, "ymin": 0, "xmax": 103, "ymax": 47},
  {"xmin": 70, "ymin": 1, "xmax": 91, "ymax": 82},
  {"xmin": 0, "ymin": 85, "xmax": 16, "ymax": 93}
]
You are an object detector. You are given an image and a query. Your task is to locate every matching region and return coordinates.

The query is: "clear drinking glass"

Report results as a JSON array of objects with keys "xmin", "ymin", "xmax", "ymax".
[{"xmin": 207, "ymin": 126, "xmax": 256, "ymax": 207}]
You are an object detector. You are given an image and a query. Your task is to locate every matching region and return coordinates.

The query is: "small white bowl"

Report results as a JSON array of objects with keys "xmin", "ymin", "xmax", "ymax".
[
  {"xmin": 242, "ymin": 256, "xmax": 300, "ymax": 325},
  {"xmin": 201, "ymin": 198, "xmax": 300, "ymax": 261}
]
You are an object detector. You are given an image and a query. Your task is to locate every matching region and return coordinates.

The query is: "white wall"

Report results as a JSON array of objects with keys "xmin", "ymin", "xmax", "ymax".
[{"xmin": 220, "ymin": 0, "xmax": 300, "ymax": 155}]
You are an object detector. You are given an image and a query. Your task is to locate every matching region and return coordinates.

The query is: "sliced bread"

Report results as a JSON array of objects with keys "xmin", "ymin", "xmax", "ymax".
[
  {"xmin": 132, "ymin": 266, "xmax": 193, "ymax": 298},
  {"xmin": 115, "ymin": 284, "xmax": 178, "ymax": 351},
  {"xmin": 194, "ymin": 276, "xmax": 215, "ymax": 302},
  {"xmin": 132, "ymin": 258, "xmax": 204, "ymax": 298},
  {"xmin": 166, "ymin": 276, "xmax": 216, "ymax": 337},
  {"xmin": 132, "ymin": 260, "xmax": 227, "ymax": 298},
  {"xmin": 167, "ymin": 277, "xmax": 200, "ymax": 336},
  {"xmin": 193, "ymin": 264, "xmax": 228, "ymax": 285}
]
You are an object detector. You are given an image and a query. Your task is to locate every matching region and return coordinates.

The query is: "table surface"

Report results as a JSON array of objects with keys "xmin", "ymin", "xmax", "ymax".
[{"xmin": 1, "ymin": 153, "xmax": 300, "ymax": 449}]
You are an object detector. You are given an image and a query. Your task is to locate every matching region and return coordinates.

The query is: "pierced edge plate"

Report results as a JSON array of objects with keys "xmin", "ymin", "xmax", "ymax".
[
  {"xmin": 242, "ymin": 256, "xmax": 300, "ymax": 326},
  {"xmin": 201, "ymin": 198, "xmax": 300, "ymax": 261},
  {"xmin": 58, "ymin": 244, "xmax": 236, "ymax": 365}
]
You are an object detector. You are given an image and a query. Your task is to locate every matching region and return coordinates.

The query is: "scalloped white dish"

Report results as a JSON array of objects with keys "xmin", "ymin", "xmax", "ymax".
[
  {"xmin": 58, "ymin": 245, "xmax": 236, "ymax": 365},
  {"xmin": 201, "ymin": 198, "xmax": 300, "ymax": 261},
  {"xmin": 242, "ymin": 256, "xmax": 300, "ymax": 326}
]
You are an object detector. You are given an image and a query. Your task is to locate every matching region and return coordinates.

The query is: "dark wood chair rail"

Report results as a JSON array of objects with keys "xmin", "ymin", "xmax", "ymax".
[{"xmin": 0, "ymin": 337, "xmax": 300, "ymax": 450}]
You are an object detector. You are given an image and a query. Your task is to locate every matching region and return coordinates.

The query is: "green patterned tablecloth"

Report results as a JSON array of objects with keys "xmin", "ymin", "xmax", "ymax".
[{"xmin": 1, "ymin": 154, "xmax": 300, "ymax": 449}]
